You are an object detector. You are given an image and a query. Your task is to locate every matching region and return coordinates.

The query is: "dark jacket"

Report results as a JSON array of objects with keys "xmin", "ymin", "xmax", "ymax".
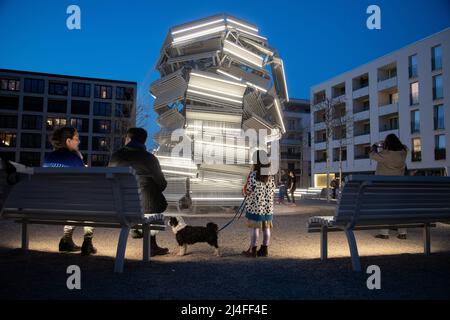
[
  {"xmin": 108, "ymin": 140, "xmax": 167, "ymax": 213},
  {"xmin": 43, "ymin": 149, "xmax": 85, "ymax": 168}
]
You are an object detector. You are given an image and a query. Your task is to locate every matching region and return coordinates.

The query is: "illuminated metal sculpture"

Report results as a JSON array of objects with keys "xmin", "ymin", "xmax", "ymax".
[{"xmin": 150, "ymin": 14, "xmax": 289, "ymax": 210}]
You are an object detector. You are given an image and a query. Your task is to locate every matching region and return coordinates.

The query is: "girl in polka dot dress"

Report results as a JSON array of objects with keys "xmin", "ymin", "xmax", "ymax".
[{"xmin": 242, "ymin": 150, "xmax": 275, "ymax": 258}]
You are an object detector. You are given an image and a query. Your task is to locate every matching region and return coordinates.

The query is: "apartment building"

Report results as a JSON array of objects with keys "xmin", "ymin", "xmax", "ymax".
[
  {"xmin": 0, "ymin": 69, "xmax": 136, "ymax": 167},
  {"xmin": 310, "ymin": 28, "xmax": 449, "ymax": 187},
  {"xmin": 280, "ymin": 98, "xmax": 311, "ymax": 187}
]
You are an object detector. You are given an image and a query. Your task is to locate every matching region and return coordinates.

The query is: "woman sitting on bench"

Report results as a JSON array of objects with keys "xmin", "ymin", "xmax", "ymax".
[{"xmin": 43, "ymin": 126, "xmax": 97, "ymax": 256}]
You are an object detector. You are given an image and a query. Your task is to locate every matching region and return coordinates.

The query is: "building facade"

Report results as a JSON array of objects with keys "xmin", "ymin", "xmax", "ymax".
[
  {"xmin": 310, "ymin": 28, "xmax": 450, "ymax": 187},
  {"xmin": 0, "ymin": 69, "xmax": 136, "ymax": 167},
  {"xmin": 280, "ymin": 98, "xmax": 311, "ymax": 187}
]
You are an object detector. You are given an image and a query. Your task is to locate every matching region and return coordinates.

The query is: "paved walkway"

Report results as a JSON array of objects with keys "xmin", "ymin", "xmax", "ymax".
[{"xmin": 0, "ymin": 200, "xmax": 449, "ymax": 299}]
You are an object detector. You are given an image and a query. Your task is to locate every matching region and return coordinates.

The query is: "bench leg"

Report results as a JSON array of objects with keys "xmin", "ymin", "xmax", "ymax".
[
  {"xmin": 114, "ymin": 226, "xmax": 129, "ymax": 273},
  {"xmin": 21, "ymin": 221, "xmax": 29, "ymax": 251},
  {"xmin": 143, "ymin": 223, "xmax": 151, "ymax": 262},
  {"xmin": 320, "ymin": 226, "xmax": 328, "ymax": 261},
  {"xmin": 345, "ymin": 228, "xmax": 361, "ymax": 272},
  {"xmin": 423, "ymin": 223, "xmax": 431, "ymax": 256}
]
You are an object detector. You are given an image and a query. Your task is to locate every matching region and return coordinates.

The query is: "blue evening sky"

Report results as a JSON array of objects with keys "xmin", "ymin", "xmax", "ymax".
[{"xmin": 1, "ymin": 0, "xmax": 449, "ymax": 147}]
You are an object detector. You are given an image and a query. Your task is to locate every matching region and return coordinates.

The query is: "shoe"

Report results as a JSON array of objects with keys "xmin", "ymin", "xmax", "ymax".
[
  {"xmin": 397, "ymin": 234, "xmax": 407, "ymax": 240},
  {"xmin": 150, "ymin": 236, "xmax": 169, "ymax": 256},
  {"xmin": 81, "ymin": 238, "xmax": 97, "ymax": 256},
  {"xmin": 257, "ymin": 245, "xmax": 268, "ymax": 257},
  {"xmin": 59, "ymin": 236, "xmax": 81, "ymax": 252},
  {"xmin": 375, "ymin": 234, "xmax": 389, "ymax": 239},
  {"xmin": 130, "ymin": 229, "xmax": 143, "ymax": 239},
  {"xmin": 242, "ymin": 247, "xmax": 257, "ymax": 258}
]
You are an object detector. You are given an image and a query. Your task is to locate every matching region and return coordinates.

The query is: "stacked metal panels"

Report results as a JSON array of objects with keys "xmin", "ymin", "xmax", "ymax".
[{"xmin": 150, "ymin": 14, "xmax": 289, "ymax": 211}]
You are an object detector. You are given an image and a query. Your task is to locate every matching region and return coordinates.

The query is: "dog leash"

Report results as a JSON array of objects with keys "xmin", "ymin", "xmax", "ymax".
[{"xmin": 218, "ymin": 196, "xmax": 247, "ymax": 232}]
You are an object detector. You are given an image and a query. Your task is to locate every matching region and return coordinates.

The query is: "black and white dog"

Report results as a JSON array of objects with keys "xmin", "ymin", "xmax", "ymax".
[{"xmin": 168, "ymin": 216, "xmax": 220, "ymax": 256}]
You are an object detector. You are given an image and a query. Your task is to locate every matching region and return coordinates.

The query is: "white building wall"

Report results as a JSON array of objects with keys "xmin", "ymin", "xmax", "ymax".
[{"xmin": 310, "ymin": 28, "xmax": 450, "ymax": 187}]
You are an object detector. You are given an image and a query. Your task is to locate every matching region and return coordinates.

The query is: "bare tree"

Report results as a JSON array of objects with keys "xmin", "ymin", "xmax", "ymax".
[{"xmin": 315, "ymin": 97, "xmax": 354, "ymax": 202}]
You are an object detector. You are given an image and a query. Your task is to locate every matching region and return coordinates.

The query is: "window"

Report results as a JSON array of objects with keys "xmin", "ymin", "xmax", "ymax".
[
  {"xmin": 288, "ymin": 119, "xmax": 296, "ymax": 131},
  {"xmin": 355, "ymin": 144, "xmax": 371, "ymax": 159},
  {"xmin": 0, "ymin": 132, "xmax": 16, "ymax": 147},
  {"xmin": 21, "ymin": 133, "xmax": 42, "ymax": 148},
  {"xmin": 433, "ymin": 74, "xmax": 443, "ymax": 100},
  {"xmin": 91, "ymin": 154, "xmax": 109, "ymax": 167},
  {"xmin": 24, "ymin": 78, "xmax": 44, "ymax": 93},
  {"xmin": 20, "ymin": 152, "xmax": 41, "ymax": 167},
  {"xmin": 315, "ymin": 150, "xmax": 327, "ymax": 163},
  {"xmin": 412, "ymin": 138, "xmax": 421, "ymax": 162},
  {"xmin": 70, "ymin": 118, "xmax": 89, "ymax": 133},
  {"xmin": 79, "ymin": 135, "xmax": 88, "ymax": 151},
  {"xmin": 434, "ymin": 104, "xmax": 445, "ymax": 130},
  {"xmin": 23, "ymin": 96, "xmax": 44, "ymax": 112},
  {"xmin": 408, "ymin": 54, "xmax": 418, "ymax": 78},
  {"xmin": 93, "ymin": 119, "xmax": 111, "ymax": 133},
  {"xmin": 410, "ymin": 82, "xmax": 419, "ymax": 105},
  {"xmin": 313, "ymin": 91, "xmax": 326, "ymax": 105},
  {"xmin": 411, "ymin": 110, "xmax": 420, "ymax": 134},
  {"xmin": 94, "ymin": 85, "xmax": 112, "ymax": 99},
  {"xmin": 22, "ymin": 115, "xmax": 43, "ymax": 130},
  {"xmin": 46, "ymin": 117, "xmax": 67, "ymax": 131},
  {"xmin": 432, "ymin": 45, "xmax": 442, "ymax": 71},
  {"xmin": 116, "ymin": 87, "xmax": 134, "ymax": 101},
  {"xmin": 0, "ymin": 151, "xmax": 15, "ymax": 162},
  {"xmin": 0, "ymin": 95, "xmax": 19, "ymax": 110},
  {"xmin": 47, "ymin": 99, "xmax": 67, "ymax": 113},
  {"xmin": 114, "ymin": 120, "xmax": 128, "ymax": 134},
  {"xmin": 114, "ymin": 137, "xmax": 124, "ymax": 150},
  {"xmin": 72, "ymin": 82, "xmax": 91, "ymax": 98},
  {"xmin": 92, "ymin": 137, "xmax": 110, "ymax": 151},
  {"xmin": 0, "ymin": 78, "xmax": 20, "ymax": 91},
  {"xmin": 0, "ymin": 115, "xmax": 18, "ymax": 128},
  {"xmin": 48, "ymin": 81, "xmax": 68, "ymax": 96},
  {"xmin": 389, "ymin": 92, "xmax": 398, "ymax": 104},
  {"xmin": 71, "ymin": 100, "xmax": 90, "ymax": 115},
  {"xmin": 93, "ymin": 102, "xmax": 112, "ymax": 117},
  {"xmin": 115, "ymin": 103, "xmax": 132, "ymax": 118},
  {"xmin": 333, "ymin": 147, "xmax": 347, "ymax": 161},
  {"xmin": 435, "ymin": 135, "xmax": 446, "ymax": 160}
]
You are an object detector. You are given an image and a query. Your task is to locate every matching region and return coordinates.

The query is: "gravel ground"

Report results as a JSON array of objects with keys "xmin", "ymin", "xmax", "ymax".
[{"xmin": 0, "ymin": 200, "xmax": 449, "ymax": 300}]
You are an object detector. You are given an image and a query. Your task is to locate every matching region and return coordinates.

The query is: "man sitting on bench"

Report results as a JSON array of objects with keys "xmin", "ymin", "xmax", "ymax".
[{"xmin": 109, "ymin": 128, "xmax": 169, "ymax": 256}]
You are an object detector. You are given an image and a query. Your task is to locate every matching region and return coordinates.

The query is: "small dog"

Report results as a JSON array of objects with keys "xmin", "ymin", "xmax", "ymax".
[{"xmin": 168, "ymin": 216, "xmax": 220, "ymax": 256}]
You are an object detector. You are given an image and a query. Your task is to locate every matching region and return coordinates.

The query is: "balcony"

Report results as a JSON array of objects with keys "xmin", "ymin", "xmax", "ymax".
[
  {"xmin": 354, "ymin": 134, "xmax": 371, "ymax": 145},
  {"xmin": 353, "ymin": 110, "xmax": 370, "ymax": 121},
  {"xmin": 378, "ymin": 76, "xmax": 397, "ymax": 91},
  {"xmin": 314, "ymin": 141, "xmax": 326, "ymax": 150},
  {"xmin": 352, "ymin": 86, "xmax": 369, "ymax": 99},
  {"xmin": 379, "ymin": 123, "xmax": 398, "ymax": 133},
  {"xmin": 281, "ymin": 152, "xmax": 302, "ymax": 160},
  {"xmin": 281, "ymin": 138, "xmax": 302, "ymax": 146},
  {"xmin": 379, "ymin": 103, "xmax": 399, "ymax": 116}
]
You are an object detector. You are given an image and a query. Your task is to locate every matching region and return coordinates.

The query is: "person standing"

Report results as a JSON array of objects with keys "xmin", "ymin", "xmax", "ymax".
[
  {"xmin": 369, "ymin": 133, "xmax": 408, "ymax": 240},
  {"xmin": 44, "ymin": 126, "xmax": 97, "ymax": 256},
  {"xmin": 242, "ymin": 150, "xmax": 275, "ymax": 258},
  {"xmin": 330, "ymin": 178, "xmax": 339, "ymax": 199},
  {"xmin": 108, "ymin": 128, "xmax": 169, "ymax": 256},
  {"xmin": 288, "ymin": 171, "xmax": 297, "ymax": 205}
]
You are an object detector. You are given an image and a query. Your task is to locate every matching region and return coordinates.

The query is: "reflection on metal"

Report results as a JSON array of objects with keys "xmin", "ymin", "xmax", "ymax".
[{"xmin": 151, "ymin": 14, "xmax": 289, "ymax": 211}]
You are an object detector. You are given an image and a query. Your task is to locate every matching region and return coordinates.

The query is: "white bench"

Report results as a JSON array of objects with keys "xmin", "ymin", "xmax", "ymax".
[
  {"xmin": 307, "ymin": 175, "xmax": 450, "ymax": 271},
  {"xmin": 0, "ymin": 167, "xmax": 165, "ymax": 273}
]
